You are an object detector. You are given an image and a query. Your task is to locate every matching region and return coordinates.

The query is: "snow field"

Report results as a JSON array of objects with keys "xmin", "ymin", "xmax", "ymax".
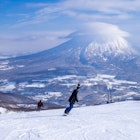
[{"xmin": 0, "ymin": 101, "xmax": 140, "ymax": 140}]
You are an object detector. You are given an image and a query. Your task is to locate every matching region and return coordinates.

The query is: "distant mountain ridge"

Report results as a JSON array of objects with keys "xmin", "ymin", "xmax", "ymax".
[
  {"xmin": 8, "ymin": 32, "xmax": 139, "ymax": 64},
  {"xmin": 7, "ymin": 32, "xmax": 139, "ymax": 79},
  {"xmin": 0, "ymin": 92, "xmax": 64, "ymax": 111}
]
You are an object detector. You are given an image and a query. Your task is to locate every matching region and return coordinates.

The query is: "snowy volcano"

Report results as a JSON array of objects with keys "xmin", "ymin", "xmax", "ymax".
[
  {"xmin": 4, "ymin": 23, "xmax": 138, "ymax": 71},
  {"xmin": 0, "ymin": 23, "xmax": 140, "ymax": 106}
]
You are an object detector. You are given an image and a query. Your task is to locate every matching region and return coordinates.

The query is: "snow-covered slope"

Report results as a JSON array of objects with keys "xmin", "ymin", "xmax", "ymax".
[{"xmin": 0, "ymin": 101, "xmax": 140, "ymax": 140}]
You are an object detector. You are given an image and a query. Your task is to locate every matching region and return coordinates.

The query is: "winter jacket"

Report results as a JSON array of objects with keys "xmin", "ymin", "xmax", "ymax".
[
  {"xmin": 38, "ymin": 101, "xmax": 43, "ymax": 107},
  {"xmin": 68, "ymin": 89, "xmax": 79, "ymax": 104}
]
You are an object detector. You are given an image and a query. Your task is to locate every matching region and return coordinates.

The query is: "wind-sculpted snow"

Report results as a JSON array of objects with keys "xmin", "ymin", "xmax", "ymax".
[{"xmin": 0, "ymin": 101, "xmax": 140, "ymax": 140}]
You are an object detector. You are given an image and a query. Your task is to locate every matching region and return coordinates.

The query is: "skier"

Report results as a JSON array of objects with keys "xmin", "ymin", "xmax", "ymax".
[
  {"xmin": 64, "ymin": 84, "xmax": 80, "ymax": 115},
  {"xmin": 37, "ymin": 100, "xmax": 43, "ymax": 111}
]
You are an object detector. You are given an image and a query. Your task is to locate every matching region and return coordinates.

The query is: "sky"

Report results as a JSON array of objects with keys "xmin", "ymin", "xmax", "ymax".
[
  {"xmin": 0, "ymin": 101, "xmax": 140, "ymax": 140},
  {"xmin": 0, "ymin": 0, "xmax": 140, "ymax": 56}
]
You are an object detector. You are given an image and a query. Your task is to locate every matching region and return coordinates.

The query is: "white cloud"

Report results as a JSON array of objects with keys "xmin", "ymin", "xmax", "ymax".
[
  {"xmin": 62, "ymin": 0, "xmax": 140, "ymax": 12},
  {"xmin": 0, "ymin": 30, "xmax": 72, "ymax": 56},
  {"xmin": 25, "ymin": 3, "xmax": 49, "ymax": 8},
  {"xmin": 80, "ymin": 22, "xmax": 130, "ymax": 38},
  {"xmin": 11, "ymin": 0, "xmax": 140, "ymax": 29}
]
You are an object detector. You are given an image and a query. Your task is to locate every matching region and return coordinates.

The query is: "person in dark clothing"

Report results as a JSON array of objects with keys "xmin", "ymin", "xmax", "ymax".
[
  {"xmin": 64, "ymin": 84, "xmax": 80, "ymax": 114},
  {"xmin": 37, "ymin": 100, "xmax": 43, "ymax": 111}
]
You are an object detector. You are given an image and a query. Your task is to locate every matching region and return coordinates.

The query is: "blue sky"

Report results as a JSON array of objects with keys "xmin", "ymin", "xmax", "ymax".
[{"xmin": 0, "ymin": 0, "xmax": 140, "ymax": 56}]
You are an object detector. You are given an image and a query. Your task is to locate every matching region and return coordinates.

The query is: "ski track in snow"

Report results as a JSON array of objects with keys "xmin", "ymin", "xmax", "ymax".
[{"xmin": 0, "ymin": 101, "xmax": 140, "ymax": 140}]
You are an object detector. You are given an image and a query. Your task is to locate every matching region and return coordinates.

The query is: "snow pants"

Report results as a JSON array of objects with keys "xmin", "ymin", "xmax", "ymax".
[{"xmin": 65, "ymin": 103, "xmax": 74, "ymax": 114}]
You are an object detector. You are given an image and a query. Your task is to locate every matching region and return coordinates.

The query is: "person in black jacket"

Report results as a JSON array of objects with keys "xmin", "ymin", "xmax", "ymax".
[{"xmin": 64, "ymin": 84, "xmax": 80, "ymax": 114}]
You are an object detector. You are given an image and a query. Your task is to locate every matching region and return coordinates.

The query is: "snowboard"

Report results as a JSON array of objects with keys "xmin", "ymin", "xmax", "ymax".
[{"xmin": 63, "ymin": 113, "xmax": 69, "ymax": 116}]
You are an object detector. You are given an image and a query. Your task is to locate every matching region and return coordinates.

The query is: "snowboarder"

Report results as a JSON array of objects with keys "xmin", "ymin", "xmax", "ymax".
[
  {"xmin": 37, "ymin": 100, "xmax": 43, "ymax": 111},
  {"xmin": 64, "ymin": 84, "xmax": 80, "ymax": 115}
]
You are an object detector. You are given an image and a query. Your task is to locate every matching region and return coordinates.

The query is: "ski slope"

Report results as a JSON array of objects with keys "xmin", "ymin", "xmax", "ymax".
[{"xmin": 0, "ymin": 101, "xmax": 140, "ymax": 140}]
